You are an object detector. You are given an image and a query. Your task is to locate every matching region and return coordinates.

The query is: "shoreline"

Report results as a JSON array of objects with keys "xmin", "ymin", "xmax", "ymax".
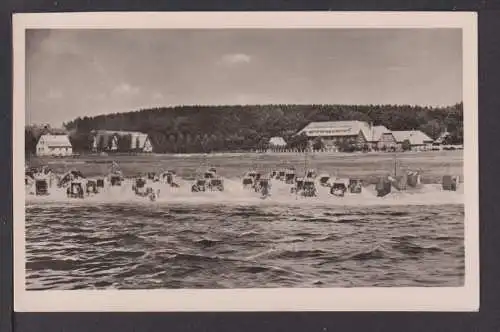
[
  {"xmin": 27, "ymin": 148, "xmax": 463, "ymax": 159},
  {"xmin": 26, "ymin": 150, "xmax": 463, "ymax": 185}
]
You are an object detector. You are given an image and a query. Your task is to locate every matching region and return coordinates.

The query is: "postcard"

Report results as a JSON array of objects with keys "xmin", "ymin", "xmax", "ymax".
[{"xmin": 13, "ymin": 11, "xmax": 479, "ymax": 311}]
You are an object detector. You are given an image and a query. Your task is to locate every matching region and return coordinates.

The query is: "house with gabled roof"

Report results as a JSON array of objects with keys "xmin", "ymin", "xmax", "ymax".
[
  {"xmin": 297, "ymin": 120, "xmax": 391, "ymax": 150},
  {"xmin": 269, "ymin": 136, "xmax": 286, "ymax": 147},
  {"xmin": 36, "ymin": 134, "xmax": 73, "ymax": 156},
  {"xmin": 91, "ymin": 130, "xmax": 153, "ymax": 153},
  {"xmin": 391, "ymin": 130, "xmax": 434, "ymax": 151},
  {"xmin": 267, "ymin": 136, "xmax": 287, "ymax": 152}
]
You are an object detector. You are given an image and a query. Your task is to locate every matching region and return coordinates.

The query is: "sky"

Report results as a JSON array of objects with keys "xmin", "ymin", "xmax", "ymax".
[{"xmin": 26, "ymin": 29, "xmax": 463, "ymax": 127}]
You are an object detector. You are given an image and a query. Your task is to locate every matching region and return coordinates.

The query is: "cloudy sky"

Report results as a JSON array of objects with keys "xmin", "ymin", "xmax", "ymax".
[{"xmin": 26, "ymin": 29, "xmax": 462, "ymax": 126}]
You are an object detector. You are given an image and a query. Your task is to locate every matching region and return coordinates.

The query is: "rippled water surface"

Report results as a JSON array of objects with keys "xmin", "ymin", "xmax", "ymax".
[{"xmin": 25, "ymin": 182, "xmax": 464, "ymax": 289}]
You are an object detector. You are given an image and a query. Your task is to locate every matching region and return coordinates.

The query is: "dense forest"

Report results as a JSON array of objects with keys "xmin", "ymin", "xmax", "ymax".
[{"xmin": 26, "ymin": 103, "xmax": 463, "ymax": 154}]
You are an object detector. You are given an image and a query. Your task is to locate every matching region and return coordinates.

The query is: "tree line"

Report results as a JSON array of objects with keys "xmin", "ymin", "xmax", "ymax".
[{"xmin": 26, "ymin": 103, "xmax": 463, "ymax": 154}]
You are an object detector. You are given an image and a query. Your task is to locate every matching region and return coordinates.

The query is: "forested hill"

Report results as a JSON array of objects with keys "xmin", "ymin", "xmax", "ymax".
[{"xmin": 62, "ymin": 103, "xmax": 463, "ymax": 153}]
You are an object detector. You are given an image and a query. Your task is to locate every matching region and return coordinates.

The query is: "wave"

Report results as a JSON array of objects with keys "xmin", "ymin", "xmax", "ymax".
[
  {"xmin": 245, "ymin": 247, "xmax": 334, "ymax": 260},
  {"xmin": 164, "ymin": 252, "xmax": 237, "ymax": 264},
  {"xmin": 236, "ymin": 265, "xmax": 274, "ymax": 274},
  {"xmin": 314, "ymin": 234, "xmax": 342, "ymax": 242},
  {"xmin": 238, "ymin": 230, "xmax": 260, "ymax": 237},
  {"xmin": 274, "ymin": 236, "xmax": 306, "ymax": 243},
  {"xmin": 346, "ymin": 244, "xmax": 388, "ymax": 261},
  {"xmin": 26, "ymin": 257, "xmax": 83, "ymax": 271},
  {"xmin": 193, "ymin": 238, "xmax": 221, "ymax": 247},
  {"xmin": 390, "ymin": 240, "xmax": 444, "ymax": 255},
  {"xmin": 273, "ymin": 248, "xmax": 333, "ymax": 259}
]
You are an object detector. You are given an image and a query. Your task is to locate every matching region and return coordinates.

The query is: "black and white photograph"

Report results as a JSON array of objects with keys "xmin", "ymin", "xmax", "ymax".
[{"xmin": 14, "ymin": 12, "xmax": 479, "ymax": 311}]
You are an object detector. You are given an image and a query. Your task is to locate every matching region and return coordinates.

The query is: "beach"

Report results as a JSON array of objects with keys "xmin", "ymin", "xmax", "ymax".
[{"xmin": 27, "ymin": 149, "xmax": 463, "ymax": 184}]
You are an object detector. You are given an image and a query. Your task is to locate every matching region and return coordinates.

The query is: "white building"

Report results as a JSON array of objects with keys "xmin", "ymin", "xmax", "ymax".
[
  {"xmin": 92, "ymin": 130, "xmax": 153, "ymax": 152},
  {"xmin": 297, "ymin": 121, "xmax": 390, "ymax": 150},
  {"xmin": 36, "ymin": 134, "xmax": 73, "ymax": 156},
  {"xmin": 368, "ymin": 125, "xmax": 391, "ymax": 149},
  {"xmin": 267, "ymin": 136, "xmax": 287, "ymax": 152},
  {"xmin": 391, "ymin": 130, "xmax": 434, "ymax": 151},
  {"xmin": 129, "ymin": 132, "xmax": 153, "ymax": 152},
  {"xmin": 297, "ymin": 120, "xmax": 437, "ymax": 152},
  {"xmin": 269, "ymin": 136, "xmax": 287, "ymax": 147}
]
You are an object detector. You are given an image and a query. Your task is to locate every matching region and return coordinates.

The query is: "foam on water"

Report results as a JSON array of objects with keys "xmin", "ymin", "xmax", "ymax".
[{"xmin": 26, "ymin": 176, "xmax": 463, "ymax": 207}]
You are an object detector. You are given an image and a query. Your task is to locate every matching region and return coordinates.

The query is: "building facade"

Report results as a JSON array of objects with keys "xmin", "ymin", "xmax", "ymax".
[
  {"xmin": 377, "ymin": 132, "xmax": 398, "ymax": 151},
  {"xmin": 92, "ymin": 131, "xmax": 153, "ymax": 153},
  {"xmin": 297, "ymin": 121, "xmax": 390, "ymax": 150},
  {"xmin": 268, "ymin": 136, "xmax": 287, "ymax": 151},
  {"xmin": 297, "ymin": 121, "xmax": 434, "ymax": 152},
  {"xmin": 36, "ymin": 134, "xmax": 73, "ymax": 156},
  {"xmin": 298, "ymin": 121, "xmax": 367, "ymax": 149},
  {"xmin": 391, "ymin": 130, "xmax": 434, "ymax": 151}
]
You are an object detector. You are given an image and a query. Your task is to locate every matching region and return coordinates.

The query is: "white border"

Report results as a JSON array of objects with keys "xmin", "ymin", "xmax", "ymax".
[{"xmin": 13, "ymin": 12, "xmax": 479, "ymax": 312}]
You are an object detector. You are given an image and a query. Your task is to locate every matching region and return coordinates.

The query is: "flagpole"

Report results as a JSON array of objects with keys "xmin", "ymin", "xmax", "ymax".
[{"xmin": 393, "ymin": 153, "xmax": 397, "ymax": 178}]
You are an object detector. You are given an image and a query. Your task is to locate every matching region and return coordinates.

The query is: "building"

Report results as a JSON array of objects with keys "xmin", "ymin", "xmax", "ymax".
[
  {"xmin": 268, "ymin": 136, "xmax": 287, "ymax": 152},
  {"xmin": 269, "ymin": 136, "xmax": 287, "ymax": 147},
  {"xmin": 434, "ymin": 131, "xmax": 451, "ymax": 145},
  {"xmin": 36, "ymin": 134, "xmax": 73, "ymax": 156},
  {"xmin": 296, "ymin": 121, "xmax": 437, "ymax": 152},
  {"xmin": 92, "ymin": 130, "xmax": 153, "ymax": 153},
  {"xmin": 269, "ymin": 137, "xmax": 287, "ymax": 147},
  {"xmin": 391, "ymin": 130, "xmax": 434, "ymax": 151},
  {"xmin": 377, "ymin": 132, "xmax": 398, "ymax": 151},
  {"xmin": 297, "ymin": 121, "xmax": 390, "ymax": 150},
  {"xmin": 368, "ymin": 125, "xmax": 390, "ymax": 149},
  {"xmin": 297, "ymin": 120, "xmax": 370, "ymax": 149}
]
